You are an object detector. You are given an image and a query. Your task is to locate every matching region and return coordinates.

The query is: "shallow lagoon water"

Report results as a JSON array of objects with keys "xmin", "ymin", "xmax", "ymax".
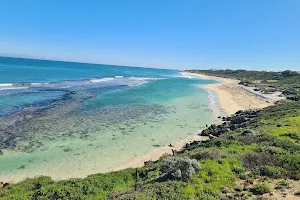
[{"xmin": 0, "ymin": 57, "xmax": 218, "ymax": 182}]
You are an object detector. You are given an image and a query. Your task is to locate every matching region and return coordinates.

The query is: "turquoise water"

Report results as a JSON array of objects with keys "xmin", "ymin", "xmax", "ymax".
[{"xmin": 0, "ymin": 57, "xmax": 218, "ymax": 182}]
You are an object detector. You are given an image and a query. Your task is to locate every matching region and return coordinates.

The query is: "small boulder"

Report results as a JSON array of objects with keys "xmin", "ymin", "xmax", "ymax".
[
  {"xmin": 201, "ymin": 129, "xmax": 210, "ymax": 136},
  {"xmin": 144, "ymin": 160, "xmax": 154, "ymax": 165},
  {"xmin": 208, "ymin": 134, "xmax": 217, "ymax": 140}
]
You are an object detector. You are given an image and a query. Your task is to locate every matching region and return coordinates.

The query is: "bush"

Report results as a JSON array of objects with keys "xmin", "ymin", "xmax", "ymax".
[
  {"xmin": 160, "ymin": 156, "xmax": 201, "ymax": 181},
  {"xmin": 190, "ymin": 159, "xmax": 237, "ymax": 196},
  {"xmin": 273, "ymin": 140, "xmax": 300, "ymax": 153},
  {"xmin": 117, "ymin": 182, "xmax": 189, "ymax": 200},
  {"xmin": 242, "ymin": 129, "xmax": 256, "ymax": 136},
  {"xmin": 255, "ymin": 145, "xmax": 287, "ymax": 155},
  {"xmin": 201, "ymin": 140, "xmax": 235, "ymax": 148},
  {"xmin": 252, "ymin": 182, "xmax": 270, "ymax": 194},
  {"xmin": 259, "ymin": 166, "xmax": 286, "ymax": 178},
  {"xmin": 189, "ymin": 148, "xmax": 224, "ymax": 160},
  {"xmin": 232, "ymin": 167, "xmax": 245, "ymax": 175},
  {"xmin": 275, "ymin": 180, "xmax": 289, "ymax": 189},
  {"xmin": 242, "ymin": 153, "xmax": 280, "ymax": 171},
  {"xmin": 280, "ymin": 132, "xmax": 300, "ymax": 140},
  {"xmin": 281, "ymin": 154, "xmax": 300, "ymax": 179},
  {"xmin": 237, "ymin": 134, "xmax": 275, "ymax": 145},
  {"xmin": 239, "ymin": 173, "xmax": 248, "ymax": 180}
]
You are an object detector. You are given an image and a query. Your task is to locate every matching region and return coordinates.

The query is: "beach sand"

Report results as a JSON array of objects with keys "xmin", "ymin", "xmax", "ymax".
[
  {"xmin": 109, "ymin": 134, "xmax": 209, "ymax": 172},
  {"xmin": 190, "ymin": 73, "xmax": 273, "ymax": 115},
  {"xmin": 106, "ymin": 72, "xmax": 276, "ymax": 173}
]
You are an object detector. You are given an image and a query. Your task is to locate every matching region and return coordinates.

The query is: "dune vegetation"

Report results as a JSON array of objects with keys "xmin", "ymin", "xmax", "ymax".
[{"xmin": 0, "ymin": 70, "xmax": 299, "ymax": 199}]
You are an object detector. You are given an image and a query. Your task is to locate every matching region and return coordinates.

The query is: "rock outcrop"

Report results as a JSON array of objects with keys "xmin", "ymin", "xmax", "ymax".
[{"xmin": 200, "ymin": 110, "xmax": 260, "ymax": 137}]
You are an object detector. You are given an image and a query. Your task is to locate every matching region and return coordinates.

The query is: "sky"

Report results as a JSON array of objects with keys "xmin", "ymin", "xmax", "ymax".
[{"xmin": 0, "ymin": 0, "xmax": 299, "ymax": 71}]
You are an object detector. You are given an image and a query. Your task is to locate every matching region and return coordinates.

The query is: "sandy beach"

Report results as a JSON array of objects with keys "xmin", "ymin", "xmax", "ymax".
[
  {"xmin": 105, "ymin": 72, "xmax": 278, "ymax": 173},
  {"xmin": 109, "ymin": 134, "xmax": 209, "ymax": 172},
  {"xmin": 188, "ymin": 72, "xmax": 274, "ymax": 115}
]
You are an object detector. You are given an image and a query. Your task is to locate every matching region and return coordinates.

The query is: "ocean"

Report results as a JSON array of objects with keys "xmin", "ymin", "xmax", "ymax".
[{"xmin": 0, "ymin": 57, "xmax": 219, "ymax": 182}]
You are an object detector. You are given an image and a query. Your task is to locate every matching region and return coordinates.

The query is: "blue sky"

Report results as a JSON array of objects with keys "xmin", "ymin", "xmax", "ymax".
[{"xmin": 0, "ymin": 0, "xmax": 299, "ymax": 70}]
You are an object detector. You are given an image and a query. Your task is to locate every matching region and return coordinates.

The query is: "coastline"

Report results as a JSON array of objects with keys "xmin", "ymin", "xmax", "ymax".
[
  {"xmin": 107, "ymin": 134, "xmax": 210, "ymax": 173},
  {"xmin": 102, "ymin": 72, "xmax": 274, "ymax": 173},
  {"xmin": 187, "ymin": 72, "xmax": 273, "ymax": 115},
  {"xmin": 0, "ymin": 72, "xmax": 276, "ymax": 183}
]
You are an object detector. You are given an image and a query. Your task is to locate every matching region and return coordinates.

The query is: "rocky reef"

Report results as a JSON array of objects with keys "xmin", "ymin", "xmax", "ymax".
[{"xmin": 200, "ymin": 110, "xmax": 260, "ymax": 137}]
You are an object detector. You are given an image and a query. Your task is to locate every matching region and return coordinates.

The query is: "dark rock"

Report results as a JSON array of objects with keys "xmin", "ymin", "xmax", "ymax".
[
  {"xmin": 201, "ymin": 129, "xmax": 210, "ymax": 136},
  {"xmin": 222, "ymin": 121, "xmax": 231, "ymax": 128},
  {"xmin": 231, "ymin": 116, "xmax": 247, "ymax": 124},
  {"xmin": 211, "ymin": 124, "xmax": 217, "ymax": 129},
  {"xmin": 1, "ymin": 182, "xmax": 9, "ymax": 188},
  {"xmin": 208, "ymin": 134, "xmax": 217, "ymax": 140},
  {"xmin": 171, "ymin": 149, "xmax": 177, "ymax": 155},
  {"xmin": 144, "ymin": 160, "xmax": 154, "ymax": 165},
  {"xmin": 235, "ymin": 110, "xmax": 244, "ymax": 115}
]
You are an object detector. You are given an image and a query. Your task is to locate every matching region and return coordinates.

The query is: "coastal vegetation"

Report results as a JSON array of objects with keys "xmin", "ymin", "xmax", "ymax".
[{"xmin": 1, "ymin": 70, "xmax": 300, "ymax": 199}]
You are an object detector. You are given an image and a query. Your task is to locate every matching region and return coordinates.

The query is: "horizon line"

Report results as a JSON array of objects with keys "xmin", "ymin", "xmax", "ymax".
[{"xmin": 0, "ymin": 55, "xmax": 298, "ymax": 73}]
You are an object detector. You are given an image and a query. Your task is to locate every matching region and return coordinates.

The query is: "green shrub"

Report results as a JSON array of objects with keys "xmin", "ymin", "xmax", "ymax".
[
  {"xmin": 280, "ymin": 132, "xmax": 300, "ymax": 140},
  {"xmin": 189, "ymin": 147, "xmax": 224, "ymax": 160},
  {"xmin": 239, "ymin": 173, "xmax": 248, "ymax": 180},
  {"xmin": 201, "ymin": 140, "xmax": 235, "ymax": 148},
  {"xmin": 259, "ymin": 166, "xmax": 286, "ymax": 178},
  {"xmin": 190, "ymin": 159, "xmax": 237, "ymax": 196},
  {"xmin": 255, "ymin": 145, "xmax": 287, "ymax": 155},
  {"xmin": 252, "ymin": 182, "xmax": 270, "ymax": 194},
  {"xmin": 242, "ymin": 153, "xmax": 280, "ymax": 171},
  {"xmin": 160, "ymin": 156, "xmax": 201, "ymax": 181},
  {"xmin": 238, "ymin": 134, "xmax": 275, "ymax": 146},
  {"xmin": 273, "ymin": 140, "xmax": 300, "ymax": 153},
  {"xmin": 281, "ymin": 154, "xmax": 300, "ymax": 179},
  {"xmin": 232, "ymin": 167, "xmax": 245, "ymax": 175},
  {"xmin": 117, "ymin": 182, "xmax": 189, "ymax": 200},
  {"xmin": 275, "ymin": 180, "xmax": 289, "ymax": 189}
]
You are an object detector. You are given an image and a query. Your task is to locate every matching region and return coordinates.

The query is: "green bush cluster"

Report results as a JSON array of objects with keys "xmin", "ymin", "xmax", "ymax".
[
  {"xmin": 252, "ymin": 182, "xmax": 270, "ymax": 194},
  {"xmin": 160, "ymin": 156, "xmax": 201, "ymax": 181},
  {"xmin": 275, "ymin": 180, "xmax": 289, "ymax": 189}
]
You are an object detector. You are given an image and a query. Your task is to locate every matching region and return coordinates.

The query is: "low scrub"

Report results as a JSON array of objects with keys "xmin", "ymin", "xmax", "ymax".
[
  {"xmin": 259, "ymin": 166, "xmax": 286, "ymax": 179},
  {"xmin": 275, "ymin": 180, "xmax": 289, "ymax": 189},
  {"xmin": 160, "ymin": 156, "xmax": 201, "ymax": 181},
  {"xmin": 242, "ymin": 152, "xmax": 280, "ymax": 171},
  {"xmin": 252, "ymin": 182, "xmax": 270, "ymax": 195},
  {"xmin": 189, "ymin": 147, "xmax": 225, "ymax": 160}
]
